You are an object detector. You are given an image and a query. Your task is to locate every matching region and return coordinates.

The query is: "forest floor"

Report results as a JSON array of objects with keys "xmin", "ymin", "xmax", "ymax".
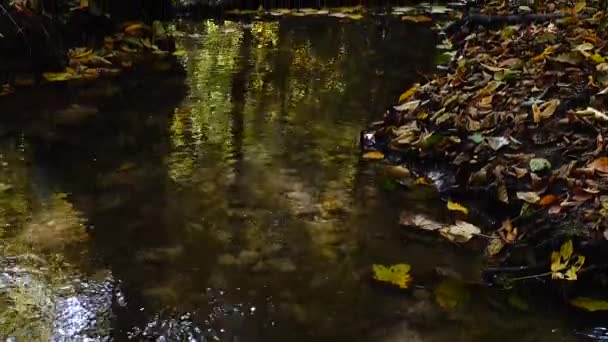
[{"xmin": 362, "ymin": 1, "xmax": 608, "ymax": 301}]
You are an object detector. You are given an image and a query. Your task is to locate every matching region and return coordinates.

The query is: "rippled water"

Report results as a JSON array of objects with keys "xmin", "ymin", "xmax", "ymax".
[{"xmin": 0, "ymin": 17, "xmax": 599, "ymax": 341}]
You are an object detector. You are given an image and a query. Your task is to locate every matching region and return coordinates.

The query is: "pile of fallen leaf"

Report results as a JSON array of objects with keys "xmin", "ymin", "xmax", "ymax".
[
  {"xmin": 363, "ymin": 1, "xmax": 608, "ymax": 282},
  {"xmin": 42, "ymin": 21, "xmax": 180, "ymax": 83}
]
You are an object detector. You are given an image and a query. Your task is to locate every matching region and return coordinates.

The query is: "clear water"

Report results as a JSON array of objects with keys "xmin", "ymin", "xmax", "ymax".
[{"xmin": 0, "ymin": 17, "xmax": 598, "ymax": 341}]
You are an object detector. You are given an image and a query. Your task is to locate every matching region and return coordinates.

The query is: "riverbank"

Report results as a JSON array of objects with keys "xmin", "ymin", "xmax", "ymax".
[
  {"xmin": 362, "ymin": 1, "xmax": 608, "ymax": 300},
  {"xmin": 0, "ymin": 4, "xmax": 180, "ymax": 97}
]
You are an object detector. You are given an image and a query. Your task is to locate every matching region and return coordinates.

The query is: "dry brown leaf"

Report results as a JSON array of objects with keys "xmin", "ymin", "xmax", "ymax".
[
  {"xmin": 500, "ymin": 219, "xmax": 518, "ymax": 243},
  {"xmin": 401, "ymin": 15, "xmax": 432, "ymax": 23},
  {"xmin": 516, "ymin": 191, "xmax": 540, "ymax": 204},
  {"xmin": 548, "ymin": 205, "xmax": 562, "ymax": 215},
  {"xmin": 478, "ymin": 95, "xmax": 494, "ymax": 109},
  {"xmin": 466, "ymin": 117, "xmax": 482, "ymax": 131},
  {"xmin": 539, "ymin": 99, "xmax": 560, "ymax": 120},
  {"xmin": 572, "ymin": 188, "xmax": 594, "ymax": 202},
  {"xmin": 511, "ymin": 166, "xmax": 528, "ymax": 178},
  {"xmin": 499, "ymin": 57, "xmax": 522, "ymax": 68},
  {"xmin": 497, "ymin": 183, "xmax": 509, "ymax": 203},
  {"xmin": 533, "ymin": 99, "xmax": 559, "ymax": 124},
  {"xmin": 439, "ymin": 221, "xmax": 481, "ymax": 242},
  {"xmin": 399, "ymin": 212, "xmax": 443, "ymax": 231},
  {"xmin": 480, "ymin": 63, "xmax": 504, "ymax": 72}
]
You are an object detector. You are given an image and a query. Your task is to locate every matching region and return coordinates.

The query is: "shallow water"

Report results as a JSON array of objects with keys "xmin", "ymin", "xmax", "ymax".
[{"xmin": 0, "ymin": 17, "xmax": 599, "ymax": 341}]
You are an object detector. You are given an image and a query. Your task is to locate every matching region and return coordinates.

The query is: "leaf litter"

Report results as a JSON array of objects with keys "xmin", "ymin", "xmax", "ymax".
[
  {"xmin": 41, "ymin": 21, "xmax": 179, "ymax": 83},
  {"xmin": 360, "ymin": 0, "xmax": 608, "ymax": 292}
]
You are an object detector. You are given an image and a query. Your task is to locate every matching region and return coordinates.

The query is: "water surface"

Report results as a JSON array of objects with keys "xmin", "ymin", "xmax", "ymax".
[{"xmin": 0, "ymin": 17, "xmax": 593, "ymax": 341}]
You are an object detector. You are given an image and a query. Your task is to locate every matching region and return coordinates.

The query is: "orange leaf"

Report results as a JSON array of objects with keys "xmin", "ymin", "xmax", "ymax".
[
  {"xmin": 540, "ymin": 194, "xmax": 558, "ymax": 206},
  {"xmin": 589, "ymin": 157, "xmax": 608, "ymax": 173}
]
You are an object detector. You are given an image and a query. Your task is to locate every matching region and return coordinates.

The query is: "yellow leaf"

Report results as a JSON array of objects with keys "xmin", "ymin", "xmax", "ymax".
[
  {"xmin": 570, "ymin": 297, "xmax": 608, "ymax": 311},
  {"xmin": 532, "ymin": 102, "xmax": 542, "ymax": 123},
  {"xmin": 560, "ymin": 240, "xmax": 574, "ymax": 261},
  {"xmin": 564, "ymin": 268, "xmax": 578, "ymax": 280},
  {"xmin": 347, "ymin": 13, "xmax": 363, "ymax": 20},
  {"xmin": 415, "ymin": 177, "xmax": 431, "ymax": 185},
  {"xmin": 447, "ymin": 201, "xmax": 469, "ymax": 215},
  {"xmin": 539, "ymin": 99, "xmax": 560, "ymax": 121},
  {"xmin": 532, "ymin": 46, "xmax": 554, "ymax": 62},
  {"xmin": 551, "ymin": 240, "xmax": 580, "ymax": 279},
  {"xmin": 478, "ymin": 80, "xmax": 501, "ymax": 97},
  {"xmin": 173, "ymin": 49, "xmax": 187, "ymax": 57},
  {"xmin": 42, "ymin": 69, "xmax": 80, "ymax": 82},
  {"xmin": 550, "ymin": 251, "xmax": 564, "ymax": 272},
  {"xmin": 398, "ymin": 83, "xmax": 419, "ymax": 103},
  {"xmin": 71, "ymin": 48, "xmax": 93, "ymax": 59},
  {"xmin": 564, "ymin": 255, "xmax": 585, "ymax": 280},
  {"xmin": 590, "ymin": 53, "xmax": 605, "ymax": 64},
  {"xmin": 417, "ymin": 111, "xmax": 429, "ymax": 120},
  {"xmin": 372, "ymin": 264, "xmax": 412, "ymax": 289},
  {"xmin": 362, "ymin": 151, "xmax": 384, "ymax": 160},
  {"xmin": 575, "ymin": 1, "xmax": 586, "ymax": 12}
]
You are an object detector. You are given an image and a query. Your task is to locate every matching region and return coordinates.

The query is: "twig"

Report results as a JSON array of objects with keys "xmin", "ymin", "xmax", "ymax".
[
  {"xmin": 474, "ymin": 232, "xmax": 500, "ymax": 239},
  {"xmin": 485, "ymin": 264, "xmax": 546, "ymax": 273},
  {"xmin": 0, "ymin": 4, "xmax": 31, "ymax": 55},
  {"xmin": 509, "ymin": 271, "xmax": 552, "ymax": 282}
]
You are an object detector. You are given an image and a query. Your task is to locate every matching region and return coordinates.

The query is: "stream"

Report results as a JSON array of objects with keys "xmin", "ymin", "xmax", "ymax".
[{"xmin": 0, "ymin": 17, "xmax": 602, "ymax": 341}]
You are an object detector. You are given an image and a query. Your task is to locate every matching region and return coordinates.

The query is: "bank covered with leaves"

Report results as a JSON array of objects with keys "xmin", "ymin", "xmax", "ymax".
[
  {"xmin": 0, "ymin": 3, "xmax": 180, "ymax": 96},
  {"xmin": 364, "ymin": 0, "xmax": 608, "ymax": 308}
]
